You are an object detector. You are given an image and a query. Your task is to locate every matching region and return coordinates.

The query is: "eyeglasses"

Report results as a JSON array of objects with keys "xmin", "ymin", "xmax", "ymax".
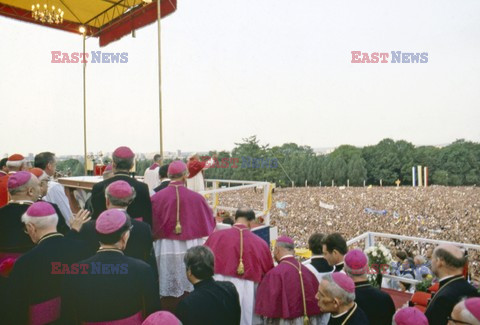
[
  {"xmin": 129, "ymin": 225, "xmax": 134, "ymax": 231},
  {"xmin": 447, "ymin": 316, "xmax": 472, "ymax": 325}
]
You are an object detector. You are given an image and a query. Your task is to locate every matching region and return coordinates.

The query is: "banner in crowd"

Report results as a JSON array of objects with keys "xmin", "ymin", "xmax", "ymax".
[
  {"xmin": 276, "ymin": 201, "xmax": 287, "ymax": 209},
  {"xmin": 364, "ymin": 208, "xmax": 387, "ymax": 216},
  {"xmin": 319, "ymin": 201, "xmax": 335, "ymax": 210}
]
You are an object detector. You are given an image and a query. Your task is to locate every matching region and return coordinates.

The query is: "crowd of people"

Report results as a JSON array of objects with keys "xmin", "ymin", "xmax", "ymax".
[
  {"xmin": 219, "ymin": 185, "xmax": 480, "ymax": 277},
  {"xmin": 0, "ymin": 148, "xmax": 479, "ymax": 325}
]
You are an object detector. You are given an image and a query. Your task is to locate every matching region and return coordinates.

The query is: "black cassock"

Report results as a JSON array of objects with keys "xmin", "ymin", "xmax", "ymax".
[
  {"xmin": 75, "ymin": 217, "xmax": 159, "ymax": 281},
  {"xmin": 354, "ymin": 281, "xmax": 395, "ymax": 325},
  {"xmin": 0, "ymin": 202, "xmax": 69, "ymax": 254},
  {"xmin": 328, "ymin": 303, "xmax": 370, "ymax": 325},
  {"xmin": 90, "ymin": 173, "xmax": 153, "ymax": 226},
  {"xmin": 424, "ymin": 275, "xmax": 479, "ymax": 325},
  {"xmin": 60, "ymin": 250, "xmax": 160, "ymax": 324},
  {"xmin": 175, "ymin": 277, "xmax": 241, "ymax": 325},
  {"xmin": 6, "ymin": 233, "xmax": 90, "ymax": 325}
]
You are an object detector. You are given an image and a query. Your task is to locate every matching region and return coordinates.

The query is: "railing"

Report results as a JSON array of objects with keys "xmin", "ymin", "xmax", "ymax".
[
  {"xmin": 202, "ymin": 179, "xmax": 273, "ymax": 225},
  {"xmin": 347, "ymin": 232, "xmax": 480, "ymax": 251},
  {"xmin": 347, "ymin": 232, "xmax": 480, "ymax": 286}
]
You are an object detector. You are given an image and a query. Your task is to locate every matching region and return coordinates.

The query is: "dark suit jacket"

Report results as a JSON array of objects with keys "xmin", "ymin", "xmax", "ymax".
[
  {"xmin": 355, "ymin": 281, "xmax": 395, "ymax": 325},
  {"xmin": 176, "ymin": 278, "xmax": 240, "ymax": 325},
  {"xmin": 425, "ymin": 275, "xmax": 479, "ymax": 325},
  {"xmin": 153, "ymin": 180, "xmax": 170, "ymax": 193},
  {"xmin": 90, "ymin": 172, "xmax": 152, "ymax": 226}
]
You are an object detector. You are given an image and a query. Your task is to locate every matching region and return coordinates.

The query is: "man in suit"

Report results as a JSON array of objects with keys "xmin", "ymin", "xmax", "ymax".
[
  {"xmin": 303, "ymin": 232, "xmax": 334, "ymax": 281},
  {"xmin": 344, "ymin": 249, "xmax": 395, "ymax": 325},
  {"xmin": 425, "ymin": 244, "xmax": 479, "ymax": 325},
  {"xmin": 153, "ymin": 164, "xmax": 170, "ymax": 193},
  {"xmin": 175, "ymin": 246, "xmax": 241, "ymax": 325},
  {"xmin": 322, "ymin": 233, "xmax": 348, "ymax": 273},
  {"xmin": 91, "ymin": 146, "xmax": 152, "ymax": 226}
]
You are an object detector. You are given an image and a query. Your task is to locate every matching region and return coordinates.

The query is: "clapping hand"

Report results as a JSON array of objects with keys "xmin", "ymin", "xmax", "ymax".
[{"xmin": 70, "ymin": 209, "xmax": 91, "ymax": 232}]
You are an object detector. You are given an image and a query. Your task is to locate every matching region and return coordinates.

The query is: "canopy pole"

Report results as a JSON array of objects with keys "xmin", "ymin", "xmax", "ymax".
[
  {"xmin": 82, "ymin": 30, "xmax": 87, "ymax": 175},
  {"xmin": 157, "ymin": 0, "xmax": 164, "ymax": 162}
]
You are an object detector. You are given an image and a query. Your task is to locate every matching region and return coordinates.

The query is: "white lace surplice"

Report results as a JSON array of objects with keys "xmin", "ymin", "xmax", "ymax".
[{"xmin": 154, "ymin": 238, "xmax": 205, "ymax": 297}]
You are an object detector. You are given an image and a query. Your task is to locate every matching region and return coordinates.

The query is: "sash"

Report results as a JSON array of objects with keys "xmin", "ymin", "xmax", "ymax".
[
  {"xmin": 29, "ymin": 297, "xmax": 61, "ymax": 325},
  {"xmin": 0, "ymin": 252, "xmax": 21, "ymax": 278},
  {"xmin": 83, "ymin": 311, "xmax": 143, "ymax": 325}
]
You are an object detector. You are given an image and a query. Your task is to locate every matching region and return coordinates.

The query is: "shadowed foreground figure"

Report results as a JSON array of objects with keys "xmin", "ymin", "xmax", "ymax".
[
  {"xmin": 175, "ymin": 246, "xmax": 241, "ymax": 325},
  {"xmin": 7, "ymin": 202, "xmax": 90, "ymax": 325},
  {"xmin": 344, "ymin": 249, "xmax": 395, "ymax": 325},
  {"xmin": 424, "ymin": 244, "xmax": 479, "ymax": 325},
  {"xmin": 61, "ymin": 209, "xmax": 159, "ymax": 324},
  {"xmin": 449, "ymin": 297, "xmax": 480, "ymax": 325}
]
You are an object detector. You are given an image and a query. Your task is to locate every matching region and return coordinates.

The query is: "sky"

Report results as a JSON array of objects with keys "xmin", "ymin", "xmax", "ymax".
[{"xmin": 1, "ymin": 0, "xmax": 480, "ymax": 156}]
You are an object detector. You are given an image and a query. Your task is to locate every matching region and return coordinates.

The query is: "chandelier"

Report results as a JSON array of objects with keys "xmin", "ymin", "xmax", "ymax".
[{"xmin": 31, "ymin": 3, "xmax": 64, "ymax": 24}]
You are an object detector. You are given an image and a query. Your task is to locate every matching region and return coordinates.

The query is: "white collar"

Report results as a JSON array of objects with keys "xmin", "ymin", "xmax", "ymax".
[
  {"xmin": 331, "ymin": 306, "xmax": 351, "ymax": 318},
  {"xmin": 280, "ymin": 255, "xmax": 295, "ymax": 261},
  {"xmin": 438, "ymin": 274, "xmax": 460, "ymax": 282},
  {"xmin": 9, "ymin": 199, "xmax": 34, "ymax": 204},
  {"xmin": 311, "ymin": 255, "xmax": 325, "ymax": 259}
]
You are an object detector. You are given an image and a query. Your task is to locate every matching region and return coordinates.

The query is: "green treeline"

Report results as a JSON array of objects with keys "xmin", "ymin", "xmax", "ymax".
[
  {"xmin": 57, "ymin": 136, "xmax": 480, "ymax": 187},
  {"xmin": 203, "ymin": 136, "xmax": 480, "ymax": 187}
]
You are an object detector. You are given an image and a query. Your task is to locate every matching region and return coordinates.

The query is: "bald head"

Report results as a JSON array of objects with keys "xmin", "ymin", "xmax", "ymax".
[
  {"xmin": 431, "ymin": 244, "xmax": 467, "ymax": 278},
  {"xmin": 435, "ymin": 244, "xmax": 464, "ymax": 259}
]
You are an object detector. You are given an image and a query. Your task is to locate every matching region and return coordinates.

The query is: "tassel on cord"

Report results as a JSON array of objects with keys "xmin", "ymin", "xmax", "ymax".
[
  {"xmin": 237, "ymin": 227, "xmax": 245, "ymax": 275},
  {"xmin": 175, "ymin": 222, "xmax": 182, "ymax": 235},
  {"xmin": 174, "ymin": 186, "xmax": 182, "ymax": 235},
  {"xmin": 237, "ymin": 259, "xmax": 245, "ymax": 275},
  {"xmin": 303, "ymin": 315, "xmax": 309, "ymax": 325}
]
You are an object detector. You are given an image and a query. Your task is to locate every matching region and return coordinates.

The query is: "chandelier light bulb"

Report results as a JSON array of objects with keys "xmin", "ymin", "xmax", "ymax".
[{"xmin": 32, "ymin": 2, "xmax": 64, "ymax": 24}]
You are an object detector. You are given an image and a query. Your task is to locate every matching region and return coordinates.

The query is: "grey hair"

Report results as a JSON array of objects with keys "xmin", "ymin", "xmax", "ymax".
[
  {"xmin": 276, "ymin": 241, "xmax": 295, "ymax": 252},
  {"xmin": 21, "ymin": 213, "xmax": 58, "ymax": 229},
  {"xmin": 457, "ymin": 299, "xmax": 480, "ymax": 325},
  {"xmin": 8, "ymin": 176, "xmax": 37, "ymax": 196},
  {"xmin": 105, "ymin": 184, "xmax": 136, "ymax": 207},
  {"xmin": 321, "ymin": 274, "xmax": 355, "ymax": 305},
  {"xmin": 414, "ymin": 255, "xmax": 426, "ymax": 264},
  {"xmin": 344, "ymin": 264, "xmax": 367, "ymax": 278}
]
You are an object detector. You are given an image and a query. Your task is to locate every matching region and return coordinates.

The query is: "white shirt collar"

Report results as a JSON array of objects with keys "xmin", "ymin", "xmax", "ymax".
[
  {"xmin": 438, "ymin": 274, "xmax": 460, "ymax": 282},
  {"xmin": 280, "ymin": 255, "xmax": 295, "ymax": 261}
]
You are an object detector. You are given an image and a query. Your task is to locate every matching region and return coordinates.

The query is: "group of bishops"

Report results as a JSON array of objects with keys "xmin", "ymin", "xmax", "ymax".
[{"xmin": 0, "ymin": 146, "xmax": 479, "ymax": 325}]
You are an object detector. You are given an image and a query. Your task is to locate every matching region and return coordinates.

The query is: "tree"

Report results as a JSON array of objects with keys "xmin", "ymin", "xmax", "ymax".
[
  {"xmin": 348, "ymin": 156, "xmax": 367, "ymax": 186},
  {"xmin": 332, "ymin": 157, "xmax": 347, "ymax": 185}
]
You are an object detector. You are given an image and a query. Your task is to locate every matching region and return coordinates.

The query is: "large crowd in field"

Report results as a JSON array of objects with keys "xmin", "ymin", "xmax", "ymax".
[{"xmin": 219, "ymin": 185, "xmax": 480, "ymax": 278}]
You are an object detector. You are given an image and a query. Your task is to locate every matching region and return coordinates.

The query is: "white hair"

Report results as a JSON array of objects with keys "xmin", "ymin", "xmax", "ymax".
[
  {"xmin": 457, "ymin": 300, "xmax": 480, "ymax": 325},
  {"xmin": 21, "ymin": 213, "xmax": 58, "ymax": 229},
  {"xmin": 8, "ymin": 176, "xmax": 37, "ymax": 196},
  {"xmin": 322, "ymin": 274, "xmax": 355, "ymax": 305}
]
